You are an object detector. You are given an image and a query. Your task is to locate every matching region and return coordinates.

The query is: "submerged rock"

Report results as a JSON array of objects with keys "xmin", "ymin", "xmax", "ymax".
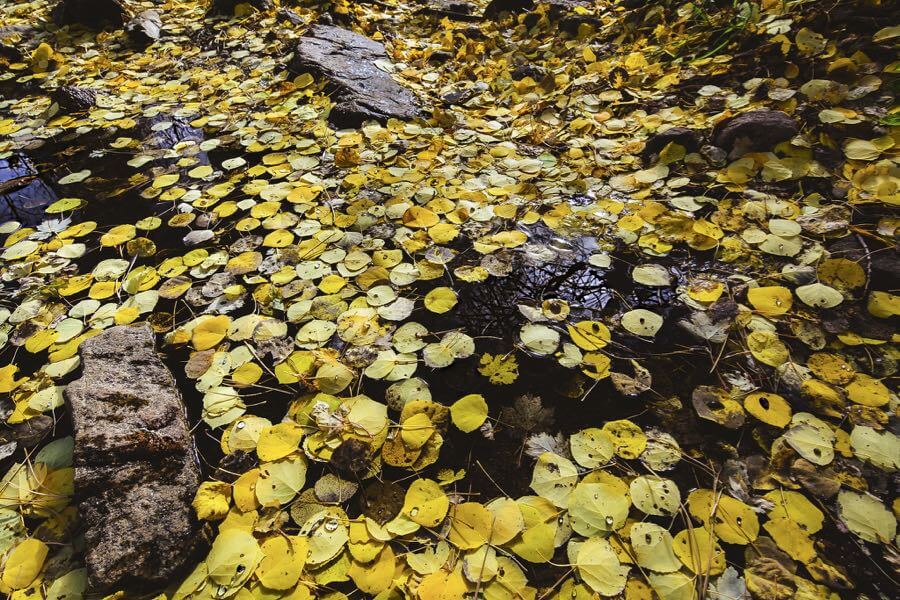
[
  {"xmin": 712, "ymin": 109, "xmax": 799, "ymax": 153},
  {"xmin": 65, "ymin": 323, "xmax": 204, "ymax": 592},
  {"xmin": 209, "ymin": 0, "xmax": 273, "ymax": 15},
  {"xmin": 642, "ymin": 126, "xmax": 702, "ymax": 161},
  {"xmin": 484, "ymin": 0, "xmax": 535, "ymax": 18},
  {"xmin": 50, "ymin": 86, "xmax": 96, "ymax": 112},
  {"xmin": 51, "ymin": 0, "xmax": 127, "ymax": 28},
  {"xmin": 288, "ymin": 25, "xmax": 422, "ymax": 127}
]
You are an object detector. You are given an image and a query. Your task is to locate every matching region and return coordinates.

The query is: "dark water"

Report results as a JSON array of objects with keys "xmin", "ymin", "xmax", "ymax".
[{"xmin": 0, "ymin": 154, "xmax": 58, "ymax": 226}]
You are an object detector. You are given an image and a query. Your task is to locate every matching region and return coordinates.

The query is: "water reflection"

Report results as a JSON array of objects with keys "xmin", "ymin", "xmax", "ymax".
[
  {"xmin": 453, "ymin": 222, "xmax": 611, "ymax": 339},
  {"xmin": 0, "ymin": 154, "xmax": 57, "ymax": 227}
]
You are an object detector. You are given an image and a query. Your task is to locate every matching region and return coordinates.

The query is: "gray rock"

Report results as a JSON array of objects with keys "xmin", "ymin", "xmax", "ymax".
[
  {"xmin": 65, "ymin": 323, "xmax": 204, "ymax": 592},
  {"xmin": 276, "ymin": 7, "xmax": 304, "ymax": 26},
  {"xmin": 125, "ymin": 9, "xmax": 163, "ymax": 45},
  {"xmin": 712, "ymin": 109, "xmax": 799, "ymax": 154},
  {"xmin": 289, "ymin": 25, "xmax": 422, "ymax": 127}
]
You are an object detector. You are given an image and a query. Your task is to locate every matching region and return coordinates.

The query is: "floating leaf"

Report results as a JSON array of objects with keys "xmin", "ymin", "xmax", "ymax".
[
  {"xmin": 424, "ymin": 287, "xmax": 458, "ymax": 314},
  {"xmin": 477, "ymin": 353, "xmax": 519, "ymax": 384},
  {"xmin": 519, "ymin": 324, "xmax": 560, "ymax": 355},
  {"xmin": 630, "ymin": 475, "xmax": 681, "ymax": 516},
  {"xmin": 795, "ymin": 283, "xmax": 843, "ymax": 309},
  {"xmin": 206, "ymin": 529, "xmax": 263, "ymax": 588},
  {"xmin": 747, "ymin": 286, "xmax": 793, "ymax": 316},
  {"xmin": 630, "ymin": 523, "xmax": 681, "ymax": 573},
  {"xmin": 530, "ymin": 452, "xmax": 578, "ymax": 508},
  {"xmin": 2, "ymin": 538, "xmax": 48, "ymax": 590},
  {"xmin": 577, "ymin": 536, "xmax": 629, "ymax": 596},
  {"xmin": 837, "ymin": 491, "xmax": 897, "ymax": 543},
  {"xmin": 621, "ymin": 309, "xmax": 664, "ymax": 337},
  {"xmin": 450, "ymin": 394, "xmax": 488, "ymax": 433}
]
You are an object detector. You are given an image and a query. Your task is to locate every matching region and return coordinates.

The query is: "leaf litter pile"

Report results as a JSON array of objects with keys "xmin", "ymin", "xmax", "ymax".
[{"xmin": 0, "ymin": 0, "xmax": 898, "ymax": 599}]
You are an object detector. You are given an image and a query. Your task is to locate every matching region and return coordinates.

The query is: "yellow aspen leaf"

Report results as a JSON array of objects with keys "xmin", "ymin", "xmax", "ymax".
[
  {"xmin": 257, "ymin": 536, "xmax": 306, "ymax": 590},
  {"xmin": 485, "ymin": 497, "xmax": 525, "ymax": 545},
  {"xmin": 99, "ymin": 224, "xmax": 136, "ymax": 247},
  {"xmin": 570, "ymin": 428, "xmax": 614, "ymax": 468},
  {"xmin": 817, "ymin": 258, "xmax": 866, "ymax": 290},
  {"xmin": 621, "ymin": 309, "xmax": 663, "ymax": 337},
  {"xmin": 450, "ymin": 393, "xmax": 488, "ymax": 433},
  {"xmin": 0, "ymin": 365, "xmax": 25, "ymax": 393},
  {"xmin": 192, "ymin": 481, "xmax": 232, "ymax": 521},
  {"xmin": 192, "ymin": 315, "xmax": 231, "ymax": 351},
  {"xmin": 744, "ymin": 391, "xmax": 792, "ymax": 427},
  {"xmin": 448, "ymin": 502, "xmax": 492, "ymax": 549},
  {"xmin": 845, "ymin": 375, "xmax": 890, "ymax": 406},
  {"xmin": 602, "ymin": 419, "xmax": 647, "ymax": 459},
  {"xmin": 838, "ymin": 491, "xmax": 896, "ymax": 543},
  {"xmin": 867, "ymin": 291, "xmax": 900, "ymax": 318},
  {"xmin": 686, "ymin": 280, "xmax": 725, "ymax": 303},
  {"xmin": 401, "ymin": 412, "xmax": 435, "ymax": 450},
  {"xmin": 256, "ymin": 423, "xmax": 304, "ymax": 461},
  {"xmin": 348, "ymin": 544, "xmax": 395, "ymax": 594},
  {"xmin": 567, "ymin": 320, "xmax": 610, "ymax": 350},
  {"xmin": 2, "ymin": 539, "xmax": 49, "ymax": 590},
  {"xmin": 577, "ymin": 536, "xmax": 629, "ymax": 596},
  {"xmin": 232, "ymin": 469, "xmax": 260, "ymax": 512},
  {"xmin": 582, "ymin": 352, "xmax": 611, "ymax": 380},
  {"xmin": 206, "ymin": 528, "xmax": 263, "ymax": 588},
  {"xmin": 530, "ymin": 452, "xmax": 578, "ymax": 508},
  {"xmin": 424, "ymin": 287, "xmax": 458, "ymax": 314},
  {"xmin": 807, "ymin": 353, "xmax": 855, "ymax": 384},
  {"xmin": 747, "ymin": 331, "xmax": 790, "ymax": 367},
  {"xmin": 403, "ymin": 479, "xmax": 449, "ymax": 527},
  {"xmin": 402, "ymin": 206, "xmax": 439, "ymax": 228},
  {"xmin": 747, "ymin": 286, "xmax": 793, "ymax": 316},
  {"xmin": 687, "ymin": 490, "xmax": 759, "ymax": 544},
  {"xmin": 763, "ymin": 490, "xmax": 824, "ymax": 534},
  {"xmin": 673, "ymin": 527, "xmax": 726, "ymax": 575},
  {"xmin": 418, "ymin": 568, "xmax": 469, "ymax": 600},
  {"xmin": 231, "ymin": 362, "xmax": 263, "ymax": 386}
]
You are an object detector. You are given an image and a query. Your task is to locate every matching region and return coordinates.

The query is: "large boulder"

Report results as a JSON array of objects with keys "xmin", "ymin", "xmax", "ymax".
[
  {"xmin": 65, "ymin": 324, "xmax": 204, "ymax": 592},
  {"xmin": 288, "ymin": 24, "xmax": 422, "ymax": 127}
]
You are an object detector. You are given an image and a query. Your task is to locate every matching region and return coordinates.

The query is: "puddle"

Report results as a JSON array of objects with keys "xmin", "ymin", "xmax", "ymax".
[
  {"xmin": 452, "ymin": 223, "xmax": 611, "ymax": 339},
  {"xmin": 446, "ymin": 220, "xmax": 687, "ymax": 343}
]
